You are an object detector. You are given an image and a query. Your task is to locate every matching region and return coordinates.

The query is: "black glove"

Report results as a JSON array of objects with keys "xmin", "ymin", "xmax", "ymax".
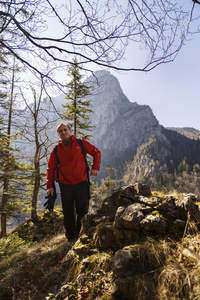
[{"xmin": 44, "ymin": 184, "xmax": 57, "ymax": 212}]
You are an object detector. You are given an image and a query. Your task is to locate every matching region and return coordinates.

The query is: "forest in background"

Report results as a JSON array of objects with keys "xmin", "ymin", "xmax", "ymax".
[
  {"xmin": 123, "ymin": 127, "xmax": 200, "ymax": 198},
  {"xmin": 1, "ymin": 0, "xmax": 200, "ymax": 237}
]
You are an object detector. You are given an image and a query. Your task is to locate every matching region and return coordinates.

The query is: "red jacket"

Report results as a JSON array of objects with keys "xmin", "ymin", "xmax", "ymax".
[{"xmin": 46, "ymin": 135, "xmax": 101, "ymax": 188}]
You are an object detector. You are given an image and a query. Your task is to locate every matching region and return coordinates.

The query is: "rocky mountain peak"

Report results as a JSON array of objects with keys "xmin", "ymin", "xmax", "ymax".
[
  {"xmin": 87, "ymin": 70, "xmax": 132, "ymax": 130},
  {"xmin": 84, "ymin": 71, "xmax": 161, "ymax": 175}
]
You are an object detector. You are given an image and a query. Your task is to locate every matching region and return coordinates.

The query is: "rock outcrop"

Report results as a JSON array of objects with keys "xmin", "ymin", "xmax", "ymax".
[
  {"xmin": 80, "ymin": 183, "xmax": 200, "ymax": 248},
  {"xmin": 53, "ymin": 183, "xmax": 200, "ymax": 299}
]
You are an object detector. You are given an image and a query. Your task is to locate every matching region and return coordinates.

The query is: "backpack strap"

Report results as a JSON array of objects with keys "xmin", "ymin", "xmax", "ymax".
[
  {"xmin": 54, "ymin": 145, "xmax": 60, "ymax": 182},
  {"xmin": 76, "ymin": 138, "xmax": 91, "ymax": 186}
]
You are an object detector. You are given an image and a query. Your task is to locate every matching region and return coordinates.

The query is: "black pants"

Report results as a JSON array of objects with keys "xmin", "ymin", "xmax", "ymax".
[{"xmin": 59, "ymin": 181, "xmax": 89, "ymax": 239}]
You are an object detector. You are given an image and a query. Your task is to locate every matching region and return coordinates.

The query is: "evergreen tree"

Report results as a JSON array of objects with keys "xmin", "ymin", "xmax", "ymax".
[
  {"xmin": 0, "ymin": 121, "xmax": 30, "ymax": 237},
  {"xmin": 0, "ymin": 58, "xmax": 30, "ymax": 237},
  {"xmin": 0, "ymin": 50, "xmax": 8, "ymax": 107},
  {"xmin": 63, "ymin": 58, "xmax": 93, "ymax": 139}
]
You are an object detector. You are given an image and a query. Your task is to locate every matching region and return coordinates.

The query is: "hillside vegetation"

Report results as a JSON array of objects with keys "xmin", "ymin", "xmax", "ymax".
[
  {"xmin": 123, "ymin": 127, "xmax": 200, "ymax": 197},
  {"xmin": 166, "ymin": 127, "xmax": 200, "ymax": 140},
  {"xmin": 1, "ymin": 184, "xmax": 200, "ymax": 300}
]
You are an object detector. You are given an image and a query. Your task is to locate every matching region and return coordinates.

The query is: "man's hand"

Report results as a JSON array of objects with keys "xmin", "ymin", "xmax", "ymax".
[
  {"xmin": 45, "ymin": 185, "xmax": 57, "ymax": 212},
  {"xmin": 47, "ymin": 188, "xmax": 54, "ymax": 196},
  {"xmin": 90, "ymin": 169, "xmax": 98, "ymax": 176}
]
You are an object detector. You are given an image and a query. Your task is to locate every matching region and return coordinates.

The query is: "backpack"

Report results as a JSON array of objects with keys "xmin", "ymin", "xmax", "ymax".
[{"xmin": 54, "ymin": 138, "xmax": 90, "ymax": 196}]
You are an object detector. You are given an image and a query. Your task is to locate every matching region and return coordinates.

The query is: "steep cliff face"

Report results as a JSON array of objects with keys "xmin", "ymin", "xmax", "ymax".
[
  {"xmin": 83, "ymin": 70, "xmax": 164, "ymax": 176},
  {"xmin": 83, "ymin": 71, "xmax": 200, "ymax": 182},
  {"xmin": 88, "ymin": 71, "xmax": 160, "ymax": 149}
]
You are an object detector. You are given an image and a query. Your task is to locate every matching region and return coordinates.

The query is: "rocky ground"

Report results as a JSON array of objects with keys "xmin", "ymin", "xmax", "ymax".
[{"xmin": 1, "ymin": 183, "xmax": 200, "ymax": 299}]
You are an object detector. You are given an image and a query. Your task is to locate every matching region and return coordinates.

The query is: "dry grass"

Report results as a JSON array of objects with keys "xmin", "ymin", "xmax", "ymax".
[
  {"xmin": 152, "ymin": 190, "xmax": 184, "ymax": 199},
  {"xmin": 1, "ymin": 203, "xmax": 200, "ymax": 299},
  {"xmin": 0, "ymin": 207, "xmax": 68, "ymax": 300},
  {"xmin": 0, "ymin": 233, "xmax": 70, "ymax": 300},
  {"xmin": 155, "ymin": 234, "xmax": 200, "ymax": 300},
  {"xmin": 0, "ymin": 206, "xmax": 114, "ymax": 300},
  {"xmin": 121, "ymin": 234, "xmax": 200, "ymax": 300},
  {"xmin": 152, "ymin": 191, "xmax": 166, "ymax": 198}
]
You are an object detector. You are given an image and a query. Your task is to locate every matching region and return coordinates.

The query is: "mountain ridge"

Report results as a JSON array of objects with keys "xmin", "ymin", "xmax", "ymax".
[{"xmin": 49, "ymin": 70, "xmax": 200, "ymax": 185}]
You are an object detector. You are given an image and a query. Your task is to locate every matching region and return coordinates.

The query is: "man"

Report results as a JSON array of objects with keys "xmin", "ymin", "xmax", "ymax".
[{"xmin": 46, "ymin": 123, "xmax": 101, "ymax": 241}]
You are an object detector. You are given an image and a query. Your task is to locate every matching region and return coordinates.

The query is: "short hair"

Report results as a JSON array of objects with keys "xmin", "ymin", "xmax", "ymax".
[{"xmin": 57, "ymin": 123, "xmax": 71, "ymax": 132}]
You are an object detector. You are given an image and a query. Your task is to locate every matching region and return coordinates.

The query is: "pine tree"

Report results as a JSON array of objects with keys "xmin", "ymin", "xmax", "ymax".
[
  {"xmin": 0, "ymin": 57, "xmax": 30, "ymax": 237},
  {"xmin": 63, "ymin": 57, "xmax": 93, "ymax": 139},
  {"xmin": 0, "ymin": 120, "xmax": 30, "ymax": 237},
  {"xmin": 0, "ymin": 50, "xmax": 8, "ymax": 107}
]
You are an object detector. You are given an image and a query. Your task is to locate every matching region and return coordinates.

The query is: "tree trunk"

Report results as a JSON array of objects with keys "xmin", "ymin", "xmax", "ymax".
[
  {"xmin": 1, "ymin": 177, "xmax": 9, "ymax": 237},
  {"xmin": 0, "ymin": 59, "xmax": 15, "ymax": 237},
  {"xmin": 31, "ymin": 128, "xmax": 40, "ymax": 219},
  {"xmin": 31, "ymin": 98, "xmax": 41, "ymax": 219},
  {"xmin": 31, "ymin": 161, "xmax": 40, "ymax": 219}
]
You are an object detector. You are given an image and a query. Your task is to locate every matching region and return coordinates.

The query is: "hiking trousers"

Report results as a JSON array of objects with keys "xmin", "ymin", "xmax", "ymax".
[{"xmin": 59, "ymin": 180, "xmax": 89, "ymax": 240}]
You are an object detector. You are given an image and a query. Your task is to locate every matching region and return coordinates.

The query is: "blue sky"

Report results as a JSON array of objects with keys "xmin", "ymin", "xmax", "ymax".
[
  {"xmin": 110, "ymin": 34, "xmax": 200, "ymax": 131},
  {"xmin": 44, "ymin": 1, "xmax": 200, "ymax": 131}
]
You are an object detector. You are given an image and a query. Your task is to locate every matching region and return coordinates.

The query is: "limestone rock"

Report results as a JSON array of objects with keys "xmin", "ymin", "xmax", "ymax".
[
  {"xmin": 140, "ymin": 214, "xmax": 167, "ymax": 234},
  {"xmin": 112, "ymin": 249, "xmax": 134, "ymax": 277},
  {"xmin": 80, "ymin": 183, "xmax": 200, "ymax": 254},
  {"xmin": 114, "ymin": 203, "xmax": 152, "ymax": 230},
  {"xmin": 94, "ymin": 223, "xmax": 116, "ymax": 250},
  {"xmin": 113, "ymin": 206, "xmax": 126, "ymax": 229},
  {"xmin": 73, "ymin": 236, "xmax": 91, "ymax": 256},
  {"xmin": 139, "ymin": 195, "xmax": 163, "ymax": 206},
  {"xmin": 133, "ymin": 183, "xmax": 152, "ymax": 196}
]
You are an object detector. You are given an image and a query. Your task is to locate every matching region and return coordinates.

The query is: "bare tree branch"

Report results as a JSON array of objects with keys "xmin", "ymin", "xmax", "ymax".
[
  {"xmin": 0, "ymin": 0, "xmax": 199, "ymax": 87},
  {"xmin": 193, "ymin": 0, "xmax": 200, "ymax": 5}
]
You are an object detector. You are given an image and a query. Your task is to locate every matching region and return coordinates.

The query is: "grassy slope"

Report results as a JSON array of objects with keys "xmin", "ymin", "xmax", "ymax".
[
  {"xmin": 0, "ymin": 207, "xmax": 70, "ymax": 300},
  {"xmin": 1, "ymin": 202, "xmax": 200, "ymax": 300},
  {"xmin": 0, "ymin": 207, "xmax": 113, "ymax": 300}
]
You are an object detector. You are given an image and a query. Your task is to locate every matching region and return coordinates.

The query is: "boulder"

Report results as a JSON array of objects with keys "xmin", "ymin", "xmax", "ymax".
[
  {"xmin": 133, "ymin": 183, "xmax": 152, "ymax": 197},
  {"xmin": 94, "ymin": 223, "xmax": 116, "ymax": 250},
  {"xmin": 112, "ymin": 249, "xmax": 134, "ymax": 277},
  {"xmin": 114, "ymin": 203, "xmax": 152, "ymax": 230},
  {"xmin": 140, "ymin": 215, "xmax": 167, "ymax": 234},
  {"xmin": 80, "ymin": 184, "xmax": 200, "ymax": 254},
  {"xmin": 184, "ymin": 196, "xmax": 200, "ymax": 222},
  {"xmin": 139, "ymin": 195, "xmax": 163, "ymax": 206}
]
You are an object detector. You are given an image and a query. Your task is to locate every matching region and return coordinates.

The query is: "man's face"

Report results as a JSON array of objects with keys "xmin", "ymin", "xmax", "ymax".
[{"xmin": 57, "ymin": 125, "xmax": 71, "ymax": 140}]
